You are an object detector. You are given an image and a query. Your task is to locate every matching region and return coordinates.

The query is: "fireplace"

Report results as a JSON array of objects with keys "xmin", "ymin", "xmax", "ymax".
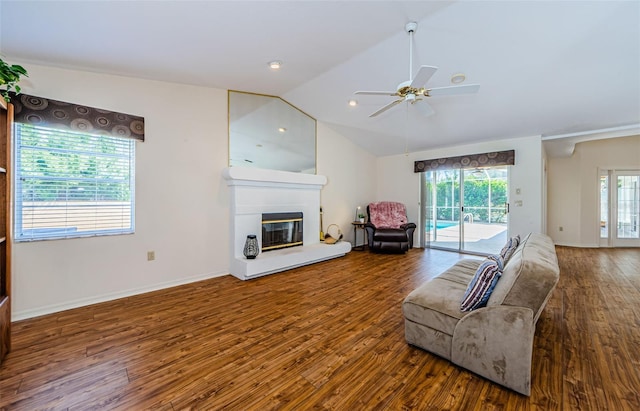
[
  {"xmin": 262, "ymin": 212, "xmax": 303, "ymax": 251},
  {"xmin": 223, "ymin": 167, "xmax": 351, "ymax": 280}
]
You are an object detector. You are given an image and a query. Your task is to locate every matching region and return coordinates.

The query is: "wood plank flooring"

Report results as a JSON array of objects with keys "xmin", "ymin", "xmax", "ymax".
[{"xmin": 0, "ymin": 246, "xmax": 638, "ymax": 410}]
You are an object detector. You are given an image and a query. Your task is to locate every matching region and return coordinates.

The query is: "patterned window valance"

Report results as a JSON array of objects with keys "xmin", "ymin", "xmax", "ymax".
[
  {"xmin": 414, "ymin": 149, "xmax": 515, "ymax": 172},
  {"xmin": 10, "ymin": 93, "xmax": 145, "ymax": 141}
]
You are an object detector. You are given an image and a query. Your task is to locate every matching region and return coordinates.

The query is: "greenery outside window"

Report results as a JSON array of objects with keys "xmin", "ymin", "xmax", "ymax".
[{"xmin": 14, "ymin": 123, "xmax": 135, "ymax": 241}]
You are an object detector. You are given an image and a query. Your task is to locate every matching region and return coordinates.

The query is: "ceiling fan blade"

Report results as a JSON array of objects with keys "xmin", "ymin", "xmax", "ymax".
[
  {"xmin": 354, "ymin": 91, "xmax": 398, "ymax": 96},
  {"xmin": 427, "ymin": 84, "xmax": 480, "ymax": 97},
  {"xmin": 369, "ymin": 98, "xmax": 404, "ymax": 117},
  {"xmin": 412, "ymin": 100, "xmax": 435, "ymax": 117},
  {"xmin": 410, "ymin": 65, "xmax": 438, "ymax": 88}
]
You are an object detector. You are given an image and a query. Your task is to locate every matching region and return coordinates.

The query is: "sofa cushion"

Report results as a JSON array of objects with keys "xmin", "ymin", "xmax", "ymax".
[
  {"xmin": 460, "ymin": 255, "xmax": 504, "ymax": 312},
  {"xmin": 437, "ymin": 259, "xmax": 481, "ymax": 285},
  {"xmin": 403, "ymin": 259, "xmax": 481, "ymax": 335}
]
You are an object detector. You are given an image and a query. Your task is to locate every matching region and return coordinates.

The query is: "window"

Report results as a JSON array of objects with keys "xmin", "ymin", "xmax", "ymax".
[{"xmin": 14, "ymin": 123, "xmax": 135, "ymax": 241}]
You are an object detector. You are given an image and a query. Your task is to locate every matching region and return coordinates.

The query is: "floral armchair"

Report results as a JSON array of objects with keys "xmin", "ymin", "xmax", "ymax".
[{"xmin": 365, "ymin": 202, "xmax": 416, "ymax": 253}]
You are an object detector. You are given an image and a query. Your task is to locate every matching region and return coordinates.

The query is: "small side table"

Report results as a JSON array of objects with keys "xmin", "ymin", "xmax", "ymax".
[{"xmin": 351, "ymin": 221, "xmax": 367, "ymax": 251}]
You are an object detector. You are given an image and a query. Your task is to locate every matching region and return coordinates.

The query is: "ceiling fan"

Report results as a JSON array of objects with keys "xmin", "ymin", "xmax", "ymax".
[{"xmin": 355, "ymin": 22, "xmax": 480, "ymax": 118}]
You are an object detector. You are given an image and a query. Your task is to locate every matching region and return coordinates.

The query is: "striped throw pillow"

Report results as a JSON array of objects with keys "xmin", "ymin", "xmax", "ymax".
[
  {"xmin": 500, "ymin": 235, "xmax": 521, "ymax": 262},
  {"xmin": 460, "ymin": 255, "xmax": 504, "ymax": 312}
]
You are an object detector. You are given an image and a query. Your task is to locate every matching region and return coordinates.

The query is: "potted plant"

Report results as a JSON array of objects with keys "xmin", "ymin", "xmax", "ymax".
[
  {"xmin": 0, "ymin": 57, "xmax": 28, "ymax": 102},
  {"xmin": 358, "ymin": 213, "xmax": 365, "ymax": 223}
]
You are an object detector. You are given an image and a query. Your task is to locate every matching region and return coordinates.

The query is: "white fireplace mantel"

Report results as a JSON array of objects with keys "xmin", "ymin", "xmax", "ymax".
[{"xmin": 222, "ymin": 167, "xmax": 351, "ymax": 280}]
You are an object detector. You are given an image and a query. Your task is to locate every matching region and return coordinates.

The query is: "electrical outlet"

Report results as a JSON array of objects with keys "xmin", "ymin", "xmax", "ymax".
[{"xmin": 147, "ymin": 251, "xmax": 155, "ymax": 261}]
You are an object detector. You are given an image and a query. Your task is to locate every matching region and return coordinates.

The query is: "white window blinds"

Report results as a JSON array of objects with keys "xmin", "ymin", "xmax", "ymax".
[{"xmin": 14, "ymin": 123, "xmax": 135, "ymax": 241}]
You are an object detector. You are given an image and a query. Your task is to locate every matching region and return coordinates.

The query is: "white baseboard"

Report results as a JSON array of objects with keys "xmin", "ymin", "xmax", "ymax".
[
  {"xmin": 12, "ymin": 270, "xmax": 229, "ymax": 322},
  {"xmin": 553, "ymin": 241, "xmax": 599, "ymax": 248}
]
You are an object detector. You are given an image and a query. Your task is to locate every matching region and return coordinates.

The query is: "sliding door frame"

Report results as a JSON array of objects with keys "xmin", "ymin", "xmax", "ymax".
[{"xmin": 419, "ymin": 166, "xmax": 509, "ymax": 256}]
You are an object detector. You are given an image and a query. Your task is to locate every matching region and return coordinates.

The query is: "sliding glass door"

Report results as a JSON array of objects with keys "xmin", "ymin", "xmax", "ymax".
[
  {"xmin": 461, "ymin": 168, "xmax": 509, "ymax": 253},
  {"xmin": 421, "ymin": 166, "xmax": 509, "ymax": 255},
  {"xmin": 422, "ymin": 169, "xmax": 461, "ymax": 250}
]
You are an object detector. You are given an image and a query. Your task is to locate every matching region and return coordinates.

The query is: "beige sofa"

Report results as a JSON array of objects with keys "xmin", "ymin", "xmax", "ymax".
[{"xmin": 402, "ymin": 232, "xmax": 559, "ymax": 395}]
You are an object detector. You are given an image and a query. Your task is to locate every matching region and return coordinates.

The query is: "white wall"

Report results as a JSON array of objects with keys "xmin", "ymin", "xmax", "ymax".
[
  {"xmin": 11, "ymin": 63, "xmax": 230, "ymax": 320},
  {"xmin": 547, "ymin": 135, "xmax": 640, "ymax": 247},
  {"xmin": 10, "ymin": 63, "xmax": 377, "ymax": 320},
  {"xmin": 376, "ymin": 135, "xmax": 545, "ymax": 244},
  {"xmin": 317, "ymin": 123, "xmax": 377, "ymax": 244}
]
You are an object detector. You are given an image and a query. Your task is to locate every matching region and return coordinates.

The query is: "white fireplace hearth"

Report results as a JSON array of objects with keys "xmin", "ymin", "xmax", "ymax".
[{"xmin": 222, "ymin": 167, "xmax": 351, "ymax": 280}]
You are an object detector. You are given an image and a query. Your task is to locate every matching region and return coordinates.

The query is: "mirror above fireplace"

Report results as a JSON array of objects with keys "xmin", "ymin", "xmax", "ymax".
[{"xmin": 228, "ymin": 90, "xmax": 317, "ymax": 174}]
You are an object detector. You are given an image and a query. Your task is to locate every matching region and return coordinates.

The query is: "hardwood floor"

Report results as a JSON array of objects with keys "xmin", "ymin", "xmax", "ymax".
[{"xmin": 0, "ymin": 246, "xmax": 638, "ymax": 410}]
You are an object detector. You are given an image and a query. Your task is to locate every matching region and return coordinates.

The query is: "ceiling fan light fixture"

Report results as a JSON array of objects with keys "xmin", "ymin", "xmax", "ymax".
[
  {"xmin": 451, "ymin": 73, "xmax": 466, "ymax": 84},
  {"xmin": 348, "ymin": 99, "xmax": 358, "ymax": 107},
  {"xmin": 278, "ymin": 127, "xmax": 287, "ymax": 133},
  {"xmin": 268, "ymin": 60, "xmax": 282, "ymax": 70}
]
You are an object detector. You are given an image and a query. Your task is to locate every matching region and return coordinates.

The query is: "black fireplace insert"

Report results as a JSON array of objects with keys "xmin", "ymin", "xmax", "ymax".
[{"xmin": 261, "ymin": 212, "xmax": 303, "ymax": 251}]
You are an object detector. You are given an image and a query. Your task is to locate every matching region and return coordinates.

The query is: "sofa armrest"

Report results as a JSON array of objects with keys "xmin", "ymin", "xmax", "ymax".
[
  {"xmin": 364, "ymin": 223, "xmax": 376, "ymax": 247},
  {"xmin": 400, "ymin": 223, "xmax": 416, "ymax": 247},
  {"xmin": 451, "ymin": 305, "xmax": 535, "ymax": 396}
]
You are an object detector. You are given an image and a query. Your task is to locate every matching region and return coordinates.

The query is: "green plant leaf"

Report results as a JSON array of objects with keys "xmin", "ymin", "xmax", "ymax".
[
  {"xmin": 0, "ymin": 57, "xmax": 28, "ymax": 100},
  {"xmin": 11, "ymin": 65, "xmax": 28, "ymax": 76}
]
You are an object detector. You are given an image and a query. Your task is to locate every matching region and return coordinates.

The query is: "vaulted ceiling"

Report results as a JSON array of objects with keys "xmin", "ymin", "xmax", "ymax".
[{"xmin": 1, "ymin": 1, "xmax": 639, "ymax": 157}]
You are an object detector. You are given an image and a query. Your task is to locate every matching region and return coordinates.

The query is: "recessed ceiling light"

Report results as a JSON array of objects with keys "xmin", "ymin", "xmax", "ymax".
[
  {"xmin": 278, "ymin": 127, "xmax": 287, "ymax": 133},
  {"xmin": 268, "ymin": 60, "xmax": 282, "ymax": 69},
  {"xmin": 348, "ymin": 99, "xmax": 358, "ymax": 107},
  {"xmin": 451, "ymin": 73, "xmax": 466, "ymax": 84}
]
